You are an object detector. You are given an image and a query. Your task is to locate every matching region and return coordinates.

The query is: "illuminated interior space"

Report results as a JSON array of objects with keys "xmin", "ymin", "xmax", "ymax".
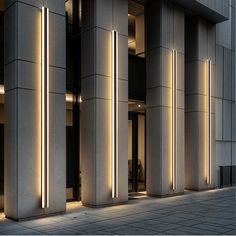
[{"xmin": 0, "ymin": 0, "xmax": 235, "ymax": 221}]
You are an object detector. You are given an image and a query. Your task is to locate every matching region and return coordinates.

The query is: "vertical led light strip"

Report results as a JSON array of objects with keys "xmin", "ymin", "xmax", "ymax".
[
  {"xmin": 41, "ymin": 6, "xmax": 49, "ymax": 208},
  {"xmin": 112, "ymin": 30, "xmax": 118, "ymax": 198},
  {"xmin": 206, "ymin": 59, "xmax": 211, "ymax": 185},
  {"xmin": 172, "ymin": 49, "xmax": 177, "ymax": 190}
]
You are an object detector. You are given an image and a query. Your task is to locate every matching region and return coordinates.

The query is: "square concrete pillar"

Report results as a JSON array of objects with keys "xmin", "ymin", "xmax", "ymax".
[
  {"xmin": 146, "ymin": 0, "xmax": 185, "ymax": 196},
  {"xmin": 185, "ymin": 17, "xmax": 216, "ymax": 190},
  {"xmin": 4, "ymin": 0, "xmax": 66, "ymax": 220},
  {"xmin": 81, "ymin": 0, "xmax": 128, "ymax": 206}
]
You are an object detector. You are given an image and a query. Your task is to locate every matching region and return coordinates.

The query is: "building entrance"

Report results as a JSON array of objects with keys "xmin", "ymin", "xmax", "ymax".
[
  {"xmin": 128, "ymin": 112, "xmax": 146, "ymax": 193},
  {"xmin": 66, "ymin": 94, "xmax": 81, "ymax": 201}
]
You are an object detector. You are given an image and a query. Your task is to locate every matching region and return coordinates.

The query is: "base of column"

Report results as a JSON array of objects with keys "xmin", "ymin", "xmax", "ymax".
[
  {"xmin": 147, "ymin": 191, "xmax": 185, "ymax": 198},
  {"xmin": 185, "ymin": 186, "xmax": 215, "ymax": 191},
  {"xmin": 82, "ymin": 201, "xmax": 128, "ymax": 208},
  {"xmin": 6, "ymin": 211, "xmax": 66, "ymax": 222}
]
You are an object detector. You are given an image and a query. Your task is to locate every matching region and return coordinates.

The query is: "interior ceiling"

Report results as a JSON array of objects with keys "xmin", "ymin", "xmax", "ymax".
[
  {"xmin": 128, "ymin": 0, "xmax": 144, "ymax": 16},
  {"xmin": 128, "ymin": 100, "xmax": 146, "ymax": 113},
  {"xmin": 130, "ymin": 0, "xmax": 147, "ymax": 7}
]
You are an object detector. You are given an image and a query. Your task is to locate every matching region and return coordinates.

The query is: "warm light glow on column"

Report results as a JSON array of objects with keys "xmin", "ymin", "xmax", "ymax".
[
  {"xmin": 172, "ymin": 49, "xmax": 177, "ymax": 190},
  {"xmin": 206, "ymin": 59, "xmax": 211, "ymax": 185},
  {"xmin": 41, "ymin": 6, "xmax": 49, "ymax": 208},
  {"xmin": 0, "ymin": 85, "xmax": 4, "ymax": 94},
  {"xmin": 66, "ymin": 93, "xmax": 82, "ymax": 103},
  {"xmin": 112, "ymin": 30, "xmax": 118, "ymax": 198}
]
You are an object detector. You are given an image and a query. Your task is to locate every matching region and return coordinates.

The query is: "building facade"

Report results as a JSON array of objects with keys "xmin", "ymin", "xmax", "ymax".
[{"xmin": 0, "ymin": 0, "xmax": 235, "ymax": 220}]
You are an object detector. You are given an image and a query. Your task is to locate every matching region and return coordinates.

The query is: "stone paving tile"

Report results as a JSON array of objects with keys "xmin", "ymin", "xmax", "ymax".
[
  {"xmin": 138, "ymin": 223, "xmax": 182, "ymax": 233},
  {"xmin": 85, "ymin": 230, "xmax": 114, "ymax": 235},
  {"xmin": 47, "ymin": 229, "xmax": 77, "ymax": 235},
  {"xmin": 142, "ymin": 219, "xmax": 168, "ymax": 225},
  {"xmin": 176, "ymin": 219, "xmax": 202, "ymax": 226},
  {"xmin": 12, "ymin": 229, "xmax": 42, "ymax": 235},
  {"xmin": 192, "ymin": 223, "xmax": 235, "ymax": 234},
  {"xmin": 0, "ymin": 225, "xmax": 29, "ymax": 234},
  {"xmin": 91, "ymin": 221, "xmax": 129, "ymax": 230},
  {"xmin": 179, "ymin": 226, "xmax": 222, "ymax": 235},
  {"xmin": 69, "ymin": 224, "xmax": 104, "ymax": 232},
  {"xmin": 32, "ymin": 223, "xmax": 72, "ymax": 232},
  {"xmin": 164, "ymin": 229, "xmax": 190, "ymax": 235},
  {"xmin": 198, "ymin": 217, "xmax": 235, "ymax": 226},
  {"xmin": 66, "ymin": 231, "xmax": 87, "ymax": 235},
  {"xmin": 225, "ymin": 229, "xmax": 236, "ymax": 235},
  {"xmin": 128, "ymin": 221, "xmax": 166, "ymax": 228},
  {"xmin": 207, "ymin": 222, "xmax": 236, "ymax": 231},
  {"xmin": 0, "ymin": 227, "xmax": 42, "ymax": 235},
  {"xmin": 110, "ymin": 227, "xmax": 158, "ymax": 235},
  {"xmin": 28, "ymin": 217, "xmax": 62, "ymax": 226},
  {"xmin": 158, "ymin": 215, "xmax": 189, "ymax": 224}
]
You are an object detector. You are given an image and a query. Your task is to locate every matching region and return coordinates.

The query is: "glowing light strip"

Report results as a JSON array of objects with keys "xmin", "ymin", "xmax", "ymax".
[
  {"xmin": 112, "ymin": 30, "xmax": 118, "ymax": 198},
  {"xmin": 0, "ymin": 85, "xmax": 4, "ymax": 94},
  {"xmin": 42, "ymin": 6, "xmax": 49, "ymax": 208},
  {"xmin": 66, "ymin": 93, "xmax": 82, "ymax": 103},
  {"xmin": 206, "ymin": 59, "xmax": 211, "ymax": 185},
  {"xmin": 172, "ymin": 49, "xmax": 177, "ymax": 190},
  {"xmin": 66, "ymin": 93, "xmax": 73, "ymax": 103}
]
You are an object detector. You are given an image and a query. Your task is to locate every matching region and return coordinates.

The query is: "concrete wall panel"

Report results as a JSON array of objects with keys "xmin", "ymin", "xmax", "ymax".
[
  {"xmin": 215, "ymin": 98, "xmax": 223, "ymax": 140},
  {"xmin": 215, "ymin": 44, "xmax": 223, "ymax": 98},
  {"xmin": 216, "ymin": 6, "xmax": 232, "ymax": 49},
  {"xmin": 4, "ymin": 3, "xmax": 17, "ymax": 64},
  {"xmin": 114, "ymin": 0, "xmax": 128, "ymax": 36},
  {"xmin": 17, "ymin": 89, "xmax": 43, "ymax": 218},
  {"xmin": 45, "ymin": 93, "xmax": 66, "ymax": 215},
  {"xmin": 174, "ymin": 9, "xmax": 185, "ymax": 54},
  {"xmin": 118, "ymin": 35, "xmax": 128, "ymax": 80},
  {"xmin": 223, "ymin": 48, "xmax": 232, "ymax": 100},
  {"xmin": 17, "ymin": 3, "xmax": 40, "ymax": 63},
  {"xmin": 146, "ymin": 48, "xmax": 161, "ymax": 89},
  {"xmin": 4, "ymin": 90, "xmax": 17, "ymax": 218},
  {"xmin": 81, "ymin": 99, "xmax": 96, "ymax": 205},
  {"xmin": 146, "ymin": 107, "xmax": 163, "ymax": 195},
  {"xmin": 161, "ymin": 1, "xmax": 174, "ymax": 50},
  {"xmin": 223, "ymin": 99, "xmax": 232, "ymax": 141},
  {"xmin": 81, "ymin": 30, "xmax": 95, "ymax": 78}
]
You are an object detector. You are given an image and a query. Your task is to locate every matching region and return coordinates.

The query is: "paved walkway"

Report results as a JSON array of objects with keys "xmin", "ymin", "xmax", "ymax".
[{"xmin": 0, "ymin": 187, "xmax": 235, "ymax": 235}]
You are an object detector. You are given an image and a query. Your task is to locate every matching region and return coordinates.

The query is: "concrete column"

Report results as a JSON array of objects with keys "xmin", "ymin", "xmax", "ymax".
[
  {"xmin": 146, "ymin": 0, "xmax": 185, "ymax": 196},
  {"xmin": 4, "ymin": 0, "xmax": 66, "ymax": 220},
  {"xmin": 185, "ymin": 17, "xmax": 216, "ymax": 190},
  {"xmin": 81, "ymin": 0, "xmax": 128, "ymax": 206}
]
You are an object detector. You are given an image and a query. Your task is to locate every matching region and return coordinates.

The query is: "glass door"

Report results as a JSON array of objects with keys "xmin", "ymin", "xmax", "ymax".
[{"xmin": 128, "ymin": 113, "xmax": 146, "ymax": 193}]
